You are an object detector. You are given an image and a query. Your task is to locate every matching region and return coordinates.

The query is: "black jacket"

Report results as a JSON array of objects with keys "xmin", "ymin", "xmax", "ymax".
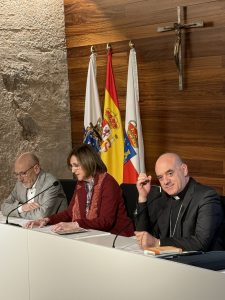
[{"xmin": 135, "ymin": 178, "xmax": 225, "ymax": 251}]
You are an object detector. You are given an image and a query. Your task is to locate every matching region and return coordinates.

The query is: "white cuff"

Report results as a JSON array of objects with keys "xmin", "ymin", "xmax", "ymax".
[{"xmin": 18, "ymin": 206, "xmax": 23, "ymax": 213}]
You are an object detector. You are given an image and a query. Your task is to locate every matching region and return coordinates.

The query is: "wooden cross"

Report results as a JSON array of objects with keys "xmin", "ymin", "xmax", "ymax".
[{"xmin": 157, "ymin": 6, "xmax": 204, "ymax": 90}]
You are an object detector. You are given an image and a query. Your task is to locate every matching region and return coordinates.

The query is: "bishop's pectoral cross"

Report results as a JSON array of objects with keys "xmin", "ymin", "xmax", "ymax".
[{"xmin": 157, "ymin": 6, "xmax": 204, "ymax": 90}]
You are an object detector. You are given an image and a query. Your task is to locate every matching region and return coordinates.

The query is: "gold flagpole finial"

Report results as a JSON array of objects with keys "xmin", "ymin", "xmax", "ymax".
[
  {"xmin": 106, "ymin": 43, "xmax": 112, "ymax": 50},
  {"xmin": 90, "ymin": 45, "xmax": 95, "ymax": 53},
  {"xmin": 129, "ymin": 40, "xmax": 135, "ymax": 49}
]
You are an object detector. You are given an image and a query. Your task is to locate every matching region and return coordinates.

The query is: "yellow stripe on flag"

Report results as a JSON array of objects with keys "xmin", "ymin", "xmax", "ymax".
[{"xmin": 101, "ymin": 50, "xmax": 124, "ymax": 184}]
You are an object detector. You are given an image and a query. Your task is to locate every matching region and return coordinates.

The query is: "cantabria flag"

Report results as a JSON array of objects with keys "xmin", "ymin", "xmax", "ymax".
[{"xmin": 123, "ymin": 47, "xmax": 145, "ymax": 183}]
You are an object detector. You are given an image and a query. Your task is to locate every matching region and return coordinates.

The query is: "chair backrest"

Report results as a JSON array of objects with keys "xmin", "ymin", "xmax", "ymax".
[
  {"xmin": 59, "ymin": 179, "xmax": 77, "ymax": 204},
  {"xmin": 120, "ymin": 183, "xmax": 139, "ymax": 219},
  {"xmin": 120, "ymin": 183, "xmax": 162, "ymax": 220},
  {"xmin": 220, "ymin": 196, "xmax": 225, "ymax": 215}
]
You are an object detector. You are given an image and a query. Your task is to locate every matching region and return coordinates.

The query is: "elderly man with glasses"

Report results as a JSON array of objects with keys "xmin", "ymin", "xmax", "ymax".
[{"xmin": 1, "ymin": 152, "xmax": 67, "ymax": 219}]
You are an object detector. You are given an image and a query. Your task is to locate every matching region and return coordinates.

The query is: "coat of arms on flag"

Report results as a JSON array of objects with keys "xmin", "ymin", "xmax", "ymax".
[
  {"xmin": 124, "ymin": 121, "xmax": 138, "ymax": 163},
  {"xmin": 83, "ymin": 119, "xmax": 103, "ymax": 152}
]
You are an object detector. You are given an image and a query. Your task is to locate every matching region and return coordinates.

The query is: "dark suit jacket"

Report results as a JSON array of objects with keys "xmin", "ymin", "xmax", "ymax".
[{"xmin": 135, "ymin": 178, "xmax": 225, "ymax": 251}]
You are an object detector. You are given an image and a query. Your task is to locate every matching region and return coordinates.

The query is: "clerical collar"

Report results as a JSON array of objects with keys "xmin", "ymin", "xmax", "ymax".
[{"xmin": 172, "ymin": 178, "xmax": 190, "ymax": 200}]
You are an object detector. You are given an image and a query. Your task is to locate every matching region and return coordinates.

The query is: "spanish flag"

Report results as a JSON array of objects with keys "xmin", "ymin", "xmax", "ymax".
[{"xmin": 101, "ymin": 48, "xmax": 124, "ymax": 184}]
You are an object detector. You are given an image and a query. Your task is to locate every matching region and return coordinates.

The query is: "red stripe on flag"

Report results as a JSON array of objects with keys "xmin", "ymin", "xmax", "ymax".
[
  {"xmin": 123, "ymin": 160, "xmax": 138, "ymax": 184},
  {"xmin": 106, "ymin": 49, "xmax": 119, "ymax": 108}
]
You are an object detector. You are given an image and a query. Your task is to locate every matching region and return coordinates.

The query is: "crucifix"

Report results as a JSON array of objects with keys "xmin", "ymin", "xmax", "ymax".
[{"xmin": 157, "ymin": 6, "xmax": 204, "ymax": 90}]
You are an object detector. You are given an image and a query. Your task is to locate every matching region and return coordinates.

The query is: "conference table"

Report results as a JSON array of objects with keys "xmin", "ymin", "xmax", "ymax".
[{"xmin": 1, "ymin": 214, "xmax": 225, "ymax": 300}]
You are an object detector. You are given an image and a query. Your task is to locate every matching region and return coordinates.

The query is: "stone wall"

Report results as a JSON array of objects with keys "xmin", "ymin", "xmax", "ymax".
[{"xmin": 0, "ymin": 0, "xmax": 72, "ymax": 202}]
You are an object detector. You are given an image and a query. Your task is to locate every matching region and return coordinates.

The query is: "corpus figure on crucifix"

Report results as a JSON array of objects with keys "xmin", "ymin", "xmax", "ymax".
[{"xmin": 157, "ymin": 6, "xmax": 204, "ymax": 90}]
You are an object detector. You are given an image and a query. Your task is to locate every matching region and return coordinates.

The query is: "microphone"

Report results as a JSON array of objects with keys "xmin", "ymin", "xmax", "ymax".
[
  {"xmin": 112, "ymin": 219, "xmax": 134, "ymax": 248},
  {"xmin": 112, "ymin": 185, "xmax": 162, "ymax": 248},
  {"xmin": 112, "ymin": 206, "xmax": 149, "ymax": 248},
  {"xmin": 5, "ymin": 181, "xmax": 59, "ymax": 227}
]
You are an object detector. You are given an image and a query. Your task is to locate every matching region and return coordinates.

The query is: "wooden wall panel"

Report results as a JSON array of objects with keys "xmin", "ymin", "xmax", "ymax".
[{"xmin": 64, "ymin": 0, "xmax": 225, "ymax": 194}]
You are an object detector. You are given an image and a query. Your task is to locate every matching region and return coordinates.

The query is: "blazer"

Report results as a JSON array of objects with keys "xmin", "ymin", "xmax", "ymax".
[
  {"xmin": 1, "ymin": 170, "xmax": 67, "ymax": 219},
  {"xmin": 48, "ymin": 172, "xmax": 134, "ymax": 236},
  {"xmin": 135, "ymin": 178, "xmax": 225, "ymax": 251}
]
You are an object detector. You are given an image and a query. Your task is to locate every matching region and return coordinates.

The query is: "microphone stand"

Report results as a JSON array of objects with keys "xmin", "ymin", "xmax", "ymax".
[
  {"xmin": 112, "ymin": 185, "xmax": 162, "ymax": 248},
  {"xmin": 112, "ymin": 206, "xmax": 145, "ymax": 248},
  {"xmin": 112, "ymin": 220, "xmax": 134, "ymax": 248},
  {"xmin": 5, "ymin": 181, "xmax": 59, "ymax": 227}
]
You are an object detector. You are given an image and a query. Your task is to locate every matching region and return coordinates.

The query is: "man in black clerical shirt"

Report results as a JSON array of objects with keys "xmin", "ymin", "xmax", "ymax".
[{"xmin": 135, "ymin": 153, "xmax": 225, "ymax": 251}]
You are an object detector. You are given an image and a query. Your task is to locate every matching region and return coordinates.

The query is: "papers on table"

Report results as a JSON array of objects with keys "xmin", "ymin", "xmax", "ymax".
[
  {"xmin": 32, "ymin": 225, "xmax": 111, "ymax": 240},
  {"xmin": 56, "ymin": 227, "xmax": 88, "ymax": 235},
  {"xmin": 0, "ymin": 211, "xmax": 110, "ymax": 240},
  {"xmin": 0, "ymin": 211, "xmax": 30, "ymax": 227}
]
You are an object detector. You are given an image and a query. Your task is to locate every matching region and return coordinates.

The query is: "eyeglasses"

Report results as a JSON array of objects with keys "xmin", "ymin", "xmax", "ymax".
[
  {"xmin": 69, "ymin": 163, "xmax": 81, "ymax": 170},
  {"xmin": 14, "ymin": 164, "xmax": 36, "ymax": 178}
]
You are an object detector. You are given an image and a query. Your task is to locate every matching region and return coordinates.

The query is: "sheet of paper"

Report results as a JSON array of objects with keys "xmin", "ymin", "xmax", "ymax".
[
  {"xmin": 0, "ymin": 211, "xmax": 32, "ymax": 227},
  {"xmin": 32, "ymin": 225, "xmax": 111, "ymax": 240},
  {"xmin": 116, "ymin": 236, "xmax": 144, "ymax": 254}
]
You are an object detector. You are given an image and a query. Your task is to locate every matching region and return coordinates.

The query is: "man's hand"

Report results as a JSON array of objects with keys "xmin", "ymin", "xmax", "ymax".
[
  {"xmin": 21, "ymin": 202, "xmax": 40, "ymax": 212},
  {"xmin": 23, "ymin": 218, "xmax": 49, "ymax": 229},
  {"xmin": 135, "ymin": 231, "xmax": 160, "ymax": 249},
  {"xmin": 136, "ymin": 173, "xmax": 152, "ymax": 202}
]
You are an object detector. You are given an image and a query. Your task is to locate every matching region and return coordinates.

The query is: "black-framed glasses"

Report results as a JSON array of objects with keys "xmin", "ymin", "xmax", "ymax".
[{"xmin": 14, "ymin": 164, "xmax": 36, "ymax": 178}]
